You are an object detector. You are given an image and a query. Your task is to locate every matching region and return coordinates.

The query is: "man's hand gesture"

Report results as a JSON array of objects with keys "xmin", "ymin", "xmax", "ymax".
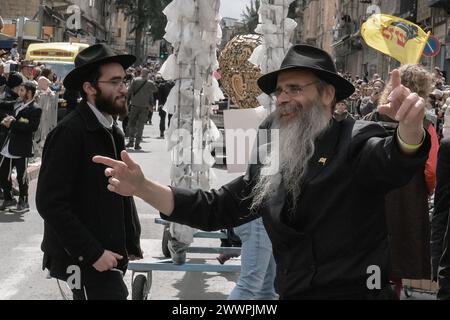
[
  {"xmin": 93, "ymin": 150, "xmax": 145, "ymax": 197},
  {"xmin": 377, "ymin": 69, "xmax": 426, "ymax": 146}
]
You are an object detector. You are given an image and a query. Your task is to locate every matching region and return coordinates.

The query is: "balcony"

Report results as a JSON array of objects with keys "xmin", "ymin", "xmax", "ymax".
[{"xmin": 428, "ymin": 0, "xmax": 450, "ymax": 12}]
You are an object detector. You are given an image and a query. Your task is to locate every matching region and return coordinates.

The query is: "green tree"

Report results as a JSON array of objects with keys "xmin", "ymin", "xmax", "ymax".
[
  {"xmin": 239, "ymin": 0, "xmax": 260, "ymax": 34},
  {"xmin": 115, "ymin": 0, "xmax": 171, "ymax": 64},
  {"xmin": 288, "ymin": 0, "xmax": 299, "ymax": 20},
  {"xmin": 238, "ymin": 0, "xmax": 298, "ymax": 35}
]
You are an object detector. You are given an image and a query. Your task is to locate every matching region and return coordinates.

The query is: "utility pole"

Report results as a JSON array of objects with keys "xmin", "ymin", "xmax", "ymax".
[
  {"xmin": 17, "ymin": 17, "xmax": 25, "ymax": 56},
  {"xmin": 107, "ymin": 0, "xmax": 114, "ymax": 46},
  {"xmin": 38, "ymin": 0, "xmax": 44, "ymax": 41}
]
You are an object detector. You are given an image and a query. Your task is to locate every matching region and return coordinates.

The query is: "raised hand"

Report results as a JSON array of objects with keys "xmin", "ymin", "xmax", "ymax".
[
  {"xmin": 377, "ymin": 69, "xmax": 426, "ymax": 145},
  {"xmin": 93, "ymin": 150, "xmax": 175, "ymax": 216},
  {"xmin": 92, "ymin": 150, "xmax": 145, "ymax": 197}
]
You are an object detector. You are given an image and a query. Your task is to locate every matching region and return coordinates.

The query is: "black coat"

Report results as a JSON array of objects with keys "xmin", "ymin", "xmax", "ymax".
[
  {"xmin": 366, "ymin": 112, "xmax": 431, "ymax": 280},
  {"xmin": 0, "ymin": 89, "xmax": 19, "ymax": 148},
  {"xmin": 0, "ymin": 100, "xmax": 42, "ymax": 158},
  {"xmin": 161, "ymin": 117, "xmax": 430, "ymax": 299},
  {"xmin": 432, "ymin": 137, "xmax": 450, "ymax": 299},
  {"xmin": 36, "ymin": 102, "xmax": 142, "ymax": 279}
]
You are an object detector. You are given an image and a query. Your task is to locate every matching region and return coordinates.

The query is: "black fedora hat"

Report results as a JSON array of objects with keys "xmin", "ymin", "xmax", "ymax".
[
  {"xmin": 64, "ymin": 43, "xmax": 136, "ymax": 90},
  {"xmin": 257, "ymin": 45, "xmax": 355, "ymax": 102}
]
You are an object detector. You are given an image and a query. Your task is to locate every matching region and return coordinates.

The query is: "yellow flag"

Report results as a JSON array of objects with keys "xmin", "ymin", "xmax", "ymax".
[{"xmin": 361, "ymin": 14, "xmax": 430, "ymax": 65}]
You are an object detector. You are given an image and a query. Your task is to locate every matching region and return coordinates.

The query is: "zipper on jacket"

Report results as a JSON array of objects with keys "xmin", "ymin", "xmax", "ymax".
[
  {"xmin": 103, "ymin": 126, "xmax": 130, "ymax": 262},
  {"xmin": 103, "ymin": 127, "xmax": 118, "ymax": 159}
]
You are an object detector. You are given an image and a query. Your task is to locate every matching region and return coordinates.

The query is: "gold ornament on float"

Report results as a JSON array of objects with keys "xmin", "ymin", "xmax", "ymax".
[{"xmin": 218, "ymin": 34, "xmax": 263, "ymax": 109}]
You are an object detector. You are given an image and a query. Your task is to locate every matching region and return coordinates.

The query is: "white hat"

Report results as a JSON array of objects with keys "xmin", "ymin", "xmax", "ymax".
[{"xmin": 432, "ymin": 89, "xmax": 444, "ymax": 98}]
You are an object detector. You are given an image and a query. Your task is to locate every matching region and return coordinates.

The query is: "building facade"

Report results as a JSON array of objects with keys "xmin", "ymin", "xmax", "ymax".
[
  {"xmin": 296, "ymin": 0, "xmax": 337, "ymax": 52},
  {"xmin": 220, "ymin": 17, "xmax": 245, "ymax": 49},
  {"xmin": 0, "ymin": 0, "xmax": 40, "ymax": 20},
  {"xmin": 0, "ymin": 0, "xmax": 131, "ymax": 54},
  {"xmin": 296, "ymin": 0, "xmax": 450, "ymax": 82}
]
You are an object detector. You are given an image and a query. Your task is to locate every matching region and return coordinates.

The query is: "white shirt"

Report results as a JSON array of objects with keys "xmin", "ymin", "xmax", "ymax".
[{"xmin": 87, "ymin": 102, "xmax": 113, "ymax": 129}]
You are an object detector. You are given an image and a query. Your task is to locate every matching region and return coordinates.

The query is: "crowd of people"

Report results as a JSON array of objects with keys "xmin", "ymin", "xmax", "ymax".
[
  {"xmin": 336, "ymin": 67, "xmax": 450, "ymax": 141},
  {"xmin": 0, "ymin": 51, "xmax": 46, "ymax": 213}
]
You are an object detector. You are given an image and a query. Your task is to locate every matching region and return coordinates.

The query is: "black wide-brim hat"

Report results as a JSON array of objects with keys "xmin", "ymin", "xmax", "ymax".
[
  {"xmin": 257, "ymin": 45, "xmax": 355, "ymax": 102},
  {"xmin": 64, "ymin": 43, "xmax": 136, "ymax": 90}
]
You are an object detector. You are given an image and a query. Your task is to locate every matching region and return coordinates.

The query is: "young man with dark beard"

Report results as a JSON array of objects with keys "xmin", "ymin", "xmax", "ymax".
[
  {"xmin": 93, "ymin": 45, "xmax": 431, "ymax": 299},
  {"xmin": 36, "ymin": 44, "xmax": 143, "ymax": 300}
]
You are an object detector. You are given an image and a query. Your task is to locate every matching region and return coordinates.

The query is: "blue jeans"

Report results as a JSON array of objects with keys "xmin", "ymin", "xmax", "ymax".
[{"xmin": 228, "ymin": 218, "xmax": 277, "ymax": 300}]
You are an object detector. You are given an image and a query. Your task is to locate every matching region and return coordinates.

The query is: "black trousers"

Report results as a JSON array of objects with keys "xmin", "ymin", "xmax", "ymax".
[
  {"xmin": 71, "ymin": 268, "xmax": 128, "ymax": 300},
  {"xmin": 148, "ymin": 110, "xmax": 153, "ymax": 124},
  {"xmin": 159, "ymin": 108, "xmax": 167, "ymax": 133},
  {"xmin": 0, "ymin": 156, "xmax": 28, "ymax": 199},
  {"xmin": 168, "ymin": 113, "xmax": 173, "ymax": 127},
  {"xmin": 122, "ymin": 116, "xmax": 129, "ymax": 137}
]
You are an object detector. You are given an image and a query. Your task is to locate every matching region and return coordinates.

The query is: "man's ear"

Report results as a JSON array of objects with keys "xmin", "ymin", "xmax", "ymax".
[
  {"xmin": 321, "ymin": 84, "xmax": 336, "ymax": 106},
  {"xmin": 82, "ymin": 81, "xmax": 97, "ymax": 97}
]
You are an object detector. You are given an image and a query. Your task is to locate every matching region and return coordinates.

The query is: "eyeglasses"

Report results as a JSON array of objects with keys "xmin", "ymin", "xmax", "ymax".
[
  {"xmin": 273, "ymin": 81, "xmax": 321, "ymax": 98},
  {"xmin": 96, "ymin": 78, "xmax": 128, "ymax": 88}
]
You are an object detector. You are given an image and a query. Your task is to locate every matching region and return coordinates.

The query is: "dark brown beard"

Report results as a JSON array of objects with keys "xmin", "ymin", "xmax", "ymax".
[{"xmin": 94, "ymin": 86, "xmax": 127, "ymax": 116}]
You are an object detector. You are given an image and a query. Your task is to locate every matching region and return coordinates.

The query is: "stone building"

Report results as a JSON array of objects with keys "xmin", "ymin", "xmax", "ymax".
[
  {"xmin": 0, "ymin": 0, "xmax": 131, "ymax": 54},
  {"xmin": 0, "ymin": 0, "xmax": 39, "ymax": 20},
  {"xmin": 297, "ymin": 0, "xmax": 450, "ymax": 81},
  {"xmin": 298, "ymin": 0, "xmax": 337, "ymax": 53}
]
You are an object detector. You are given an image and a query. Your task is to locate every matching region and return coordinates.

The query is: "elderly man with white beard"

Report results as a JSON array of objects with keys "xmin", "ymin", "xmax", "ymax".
[{"xmin": 93, "ymin": 45, "xmax": 431, "ymax": 300}]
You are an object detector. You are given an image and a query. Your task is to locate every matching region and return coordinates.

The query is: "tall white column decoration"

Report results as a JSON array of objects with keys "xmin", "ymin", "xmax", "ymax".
[
  {"xmin": 249, "ymin": 0, "xmax": 297, "ymax": 110},
  {"xmin": 158, "ymin": 0, "xmax": 223, "ymax": 245}
]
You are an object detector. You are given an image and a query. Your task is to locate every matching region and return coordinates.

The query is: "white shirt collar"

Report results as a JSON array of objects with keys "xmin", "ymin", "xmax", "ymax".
[
  {"xmin": 87, "ymin": 102, "xmax": 114, "ymax": 129},
  {"xmin": 14, "ymin": 99, "xmax": 34, "ymax": 115}
]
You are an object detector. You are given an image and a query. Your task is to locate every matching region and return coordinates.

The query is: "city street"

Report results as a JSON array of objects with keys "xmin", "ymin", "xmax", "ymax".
[{"xmin": 0, "ymin": 114, "xmax": 242, "ymax": 300}]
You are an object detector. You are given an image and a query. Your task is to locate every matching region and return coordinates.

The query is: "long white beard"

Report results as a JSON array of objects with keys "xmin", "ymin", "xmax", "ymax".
[{"xmin": 250, "ymin": 101, "xmax": 331, "ymax": 212}]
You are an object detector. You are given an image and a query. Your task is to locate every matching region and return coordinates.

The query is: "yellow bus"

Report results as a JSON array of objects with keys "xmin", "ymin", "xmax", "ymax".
[{"xmin": 25, "ymin": 42, "xmax": 89, "ymax": 80}]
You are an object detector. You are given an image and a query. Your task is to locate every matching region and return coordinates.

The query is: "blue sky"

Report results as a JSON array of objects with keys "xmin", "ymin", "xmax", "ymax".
[{"xmin": 220, "ymin": 0, "xmax": 252, "ymax": 20}]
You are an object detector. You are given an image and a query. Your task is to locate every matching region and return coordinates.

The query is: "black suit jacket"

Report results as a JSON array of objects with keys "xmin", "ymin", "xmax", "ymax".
[
  {"xmin": 161, "ymin": 117, "xmax": 431, "ymax": 299},
  {"xmin": 432, "ymin": 137, "xmax": 450, "ymax": 299},
  {"xmin": 0, "ymin": 100, "xmax": 42, "ymax": 158}
]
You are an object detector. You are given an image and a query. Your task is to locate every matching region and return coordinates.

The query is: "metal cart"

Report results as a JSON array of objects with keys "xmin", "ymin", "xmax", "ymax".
[{"xmin": 128, "ymin": 218, "xmax": 241, "ymax": 300}]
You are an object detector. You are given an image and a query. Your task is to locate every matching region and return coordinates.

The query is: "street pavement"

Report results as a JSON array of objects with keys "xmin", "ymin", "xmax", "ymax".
[{"xmin": 0, "ymin": 113, "xmax": 242, "ymax": 300}]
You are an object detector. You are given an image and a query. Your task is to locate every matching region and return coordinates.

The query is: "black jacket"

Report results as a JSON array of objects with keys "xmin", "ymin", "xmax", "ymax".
[
  {"xmin": 36, "ymin": 102, "xmax": 142, "ymax": 279},
  {"xmin": 432, "ymin": 137, "xmax": 450, "ymax": 299},
  {"xmin": 0, "ymin": 88, "xmax": 19, "ymax": 147},
  {"xmin": 0, "ymin": 100, "xmax": 42, "ymax": 158},
  {"xmin": 161, "ymin": 117, "xmax": 430, "ymax": 299}
]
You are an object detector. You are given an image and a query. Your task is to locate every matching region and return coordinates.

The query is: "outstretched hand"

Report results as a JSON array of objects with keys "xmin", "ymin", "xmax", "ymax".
[
  {"xmin": 93, "ymin": 150, "xmax": 145, "ymax": 197},
  {"xmin": 377, "ymin": 69, "xmax": 426, "ymax": 145}
]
